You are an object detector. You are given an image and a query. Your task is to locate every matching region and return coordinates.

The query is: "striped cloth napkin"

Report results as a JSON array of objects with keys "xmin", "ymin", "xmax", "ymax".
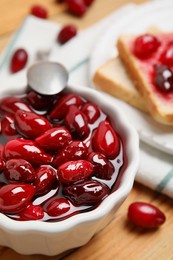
[{"xmin": 0, "ymin": 3, "xmax": 173, "ymax": 198}]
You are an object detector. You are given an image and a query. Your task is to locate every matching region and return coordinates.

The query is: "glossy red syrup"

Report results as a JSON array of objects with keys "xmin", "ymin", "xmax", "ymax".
[
  {"xmin": 130, "ymin": 33, "xmax": 173, "ymax": 101},
  {"xmin": 0, "ymin": 90, "xmax": 125, "ymax": 222}
]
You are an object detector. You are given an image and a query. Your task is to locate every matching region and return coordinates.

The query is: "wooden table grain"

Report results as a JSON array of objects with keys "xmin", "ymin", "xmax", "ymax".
[{"xmin": 1, "ymin": 1, "xmax": 173, "ymax": 259}]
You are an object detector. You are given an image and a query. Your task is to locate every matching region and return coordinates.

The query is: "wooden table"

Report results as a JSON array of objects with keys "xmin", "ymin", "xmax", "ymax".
[{"xmin": 1, "ymin": 0, "xmax": 173, "ymax": 259}]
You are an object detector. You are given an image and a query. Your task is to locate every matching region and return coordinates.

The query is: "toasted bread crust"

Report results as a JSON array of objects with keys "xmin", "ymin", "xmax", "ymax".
[
  {"xmin": 93, "ymin": 58, "xmax": 147, "ymax": 112},
  {"xmin": 117, "ymin": 35, "xmax": 173, "ymax": 125}
]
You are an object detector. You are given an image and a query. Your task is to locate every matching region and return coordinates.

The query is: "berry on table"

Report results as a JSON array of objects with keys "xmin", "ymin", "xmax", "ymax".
[
  {"xmin": 30, "ymin": 5, "xmax": 48, "ymax": 19},
  {"xmin": 57, "ymin": 24, "xmax": 78, "ymax": 44},
  {"xmin": 128, "ymin": 202, "xmax": 166, "ymax": 228},
  {"xmin": 66, "ymin": 0, "xmax": 87, "ymax": 17},
  {"xmin": 10, "ymin": 48, "xmax": 28, "ymax": 73}
]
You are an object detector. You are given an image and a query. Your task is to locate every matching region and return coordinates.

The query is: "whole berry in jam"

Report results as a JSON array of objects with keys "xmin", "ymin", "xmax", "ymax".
[
  {"xmin": 0, "ymin": 158, "xmax": 5, "ymax": 172},
  {"xmin": 154, "ymin": 64, "xmax": 173, "ymax": 93},
  {"xmin": 1, "ymin": 115, "xmax": 17, "ymax": 137},
  {"xmin": 0, "ymin": 144, "xmax": 4, "ymax": 158},
  {"xmin": 0, "ymin": 96, "xmax": 31, "ymax": 115},
  {"xmin": 10, "ymin": 48, "xmax": 28, "ymax": 73},
  {"xmin": 49, "ymin": 93, "xmax": 83, "ymax": 121},
  {"xmin": 63, "ymin": 180, "xmax": 110, "ymax": 206},
  {"xmin": 35, "ymin": 127, "xmax": 72, "ymax": 152},
  {"xmin": 4, "ymin": 158, "xmax": 35, "ymax": 183},
  {"xmin": 87, "ymin": 152, "xmax": 114, "ymax": 180},
  {"xmin": 92, "ymin": 120, "xmax": 120, "ymax": 159},
  {"xmin": 128, "ymin": 202, "xmax": 166, "ymax": 228},
  {"xmin": 30, "ymin": 5, "xmax": 48, "ymax": 19},
  {"xmin": 65, "ymin": 105, "xmax": 89, "ymax": 139},
  {"xmin": 81, "ymin": 102, "xmax": 100, "ymax": 124},
  {"xmin": 66, "ymin": 0, "xmax": 87, "ymax": 17},
  {"xmin": 133, "ymin": 34, "xmax": 160, "ymax": 58},
  {"xmin": 52, "ymin": 140, "xmax": 88, "ymax": 168},
  {"xmin": 57, "ymin": 24, "xmax": 77, "ymax": 44},
  {"xmin": 26, "ymin": 91, "xmax": 57, "ymax": 111},
  {"xmin": 19, "ymin": 204, "xmax": 44, "ymax": 220},
  {"xmin": 160, "ymin": 42, "xmax": 173, "ymax": 66},
  {"xmin": 34, "ymin": 165, "xmax": 57, "ymax": 195},
  {"xmin": 3, "ymin": 138, "xmax": 52, "ymax": 166},
  {"xmin": 0, "ymin": 184, "xmax": 35, "ymax": 214},
  {"xmin": 14, "ymin": 110, "xmax": 52, "ymax": 139},
  {"xmin": 57, "ymin": 159, "xmax": 93, "ymax": 184},
  {"xmin": 45, "ymin": 198, "xmax": 70, "ymax": 217}
]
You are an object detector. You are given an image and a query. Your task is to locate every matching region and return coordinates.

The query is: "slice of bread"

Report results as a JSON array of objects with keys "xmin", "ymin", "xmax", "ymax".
[
  {"xmin": 93, "ymin": 57, "xmax": 147, "ymax": 112},
  {"xmin": 117, "ymin": 33, "xmax": 173, "ymax": 126}
]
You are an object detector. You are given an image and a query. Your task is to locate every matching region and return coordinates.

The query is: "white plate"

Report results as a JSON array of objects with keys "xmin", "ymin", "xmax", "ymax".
[{"xmin": 89, "ymin": 0, "xmax": 173, "ymax": 155}]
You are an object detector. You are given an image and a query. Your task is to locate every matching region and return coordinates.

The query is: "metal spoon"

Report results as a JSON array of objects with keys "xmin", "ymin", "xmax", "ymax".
[{"xmin": 27, "ymin": 61, "xmax": 69, "ymax": 95}]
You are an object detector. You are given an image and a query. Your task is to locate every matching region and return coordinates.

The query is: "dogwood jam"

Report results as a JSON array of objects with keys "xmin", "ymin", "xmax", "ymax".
[{"xmin": 0, "ymin": 89, "xmax": 125, "ymax": 221}]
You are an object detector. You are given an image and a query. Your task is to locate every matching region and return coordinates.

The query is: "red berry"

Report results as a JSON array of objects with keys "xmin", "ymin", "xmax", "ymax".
[
  {"xmin": 26, "ymin": 91, "xmax": 57, "ymax": 111},
  {"xmin": 65, "ymin": 105, "xmax": 89, "ymax": 139},
  {"xmin": 10, "ymin": 48, "xmax": 28, "ymax": 73},
  {"xmin": 0, "ymin": 184, "xmax": 35, "ymax": 214},
  {"xmin": 87, "ymin": 152, "xmax": 114, "ymax": 180},
  {"xmin": 1, "ymin": 115, "xmax": 17, "ymax": 137},
  {"xmin": 30, "ymin": 5, "xmax": 48, "ymax": 19},
  {"xmin": 45, "ymin": 198, "xmax": 70, "ymax": 217},
  {"xmin": 14, "ymin": 109, "xmax": 51, "ymax": 139},
  {"xmin": 4, "ymin": 159, "xmax": 35, "ymax": 183},
  {"xmin": 133, "ymin": 34, "xmax": 160, "ymax": 58},
  {"xmin": 58, "ymin": 159, "xmax": 93, "ymax": 184},
  {"xmin": 81, "ymin": 102, "xmax": 100, "ymax": 124},
  {"xmin": 56, "ymin": 0, "xmax": 65, "ymax": 3},
  {"xmin": 0, "ymin": 158, "xmax": 5, "ymax": 172},
  {"xmin": 128, "ymin": 202, "xmax": 166, "ymax": 228},
  {"xmin": 58, "ymin": 24, "xmax": 77, "ymax": 44},
  {"xmin": 0, "ymin": 144, "xmax": 4, "ymax": 158},
  {"xmin": 84, "ymin": 0, "xmax": 94, "ymax": 6},
  {"xmin": 49, "ymin": 93, "xmax": 83, "ymax": 120},
  {"xmin": 63, "ymin": 180, "xmax": 110, "ymax": 206},
  {"xmin": 3, "ymin": 138, "xmax": 52, "ymax": 166},
  {"xmin": 160, "ymin": 42, "xmax": 173, "ymax": 66},
  {"xmin": 35, "ymin": 165, "xmax": 57, "ymax": 195},
  {"xmin": 19, "ymin": 203, "xmax": 44, "ymax": 220},
  {"xmin": 154, "ymin": 64, "xmax": 173, "ymax": 93},
  {"xmin": 66, "ymin": 0, "xmax": 87, "ymax": 17},
  {"xmin": 92, "ymin": 120, "xmax": 120, "ymax": 159},
  {"xmin": 35, "ymin": 127, "xmax": 72, "ymax": 152},
  {"xmin": 53, "ymin": 140, "xmax": 88, "ymax": 167},
  {"xmin": 0, "ymin": 96, "xmax": 31, "ymax": 115}
]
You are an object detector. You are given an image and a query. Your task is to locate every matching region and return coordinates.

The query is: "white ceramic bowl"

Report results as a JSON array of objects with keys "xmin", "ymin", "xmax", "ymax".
[{"xmin": 0, "ymin": 84, "xmax": 139, "ymax": 256}]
